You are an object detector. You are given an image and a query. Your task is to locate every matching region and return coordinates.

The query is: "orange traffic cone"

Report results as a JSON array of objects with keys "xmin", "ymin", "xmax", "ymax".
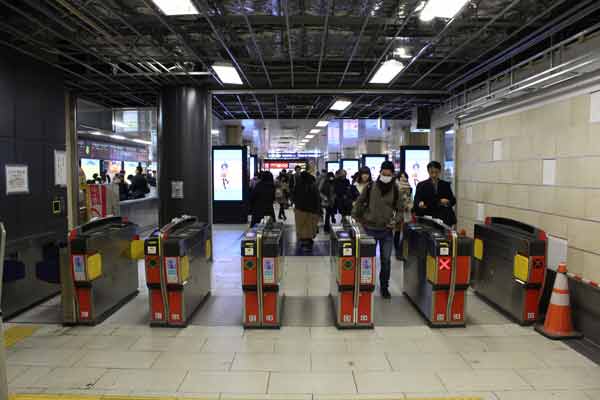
[{"xmin": 535, "ymin": 263, "xmax": 582, "ymax": 340}]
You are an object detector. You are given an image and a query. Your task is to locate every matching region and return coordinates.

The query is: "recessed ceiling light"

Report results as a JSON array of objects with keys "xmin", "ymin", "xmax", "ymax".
[
  {"xmin": 111, "ymin": 135, "xmax": 126, "ymax": 140},
  {"xmin": 151, "ymin": 0, "xmax": 199, "ymax": 15},
  {"xmin": 305, "ymin": 134, "xmax": 315, "ymax": 139},
  {"xmin": 90, "ymin": 131, "xmax": 103, "ymax": 136},
  {"xmin": 420, "ymin": 0, "xmax": 469, "ymax": 21},
  {"xmin": 301, "ymin": 139, "xmax": 309, "ymax": 143},
  {"xmin": 330, "ymin": 100, "xmax": 352, "ymax": 111},
  {"xmin": 309, "ymin": 129, "xmax": 320, "ymax": 134},
  {"xmin": 211, "ymin": 129, "xmax": 220, "ymax": 135},
  {"xmin": 316, "ymin": 120, "xmax": 329, "ymax": 127},
  {"xmin": 393, "ymin": 47, "xmax": 412, "ymax": 59},
  {"xmin": 212, "ymin": 63, "xmax": 243, "ymax": 85},
  {"xmin": 369, "ymin": 59, "xmax": 405, "ymax": 84}
]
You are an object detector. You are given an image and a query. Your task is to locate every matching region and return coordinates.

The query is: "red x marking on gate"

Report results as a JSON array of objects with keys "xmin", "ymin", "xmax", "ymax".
[{"xmin": 439, "ymin": 257, "xmax": 451, "ymax": 271}]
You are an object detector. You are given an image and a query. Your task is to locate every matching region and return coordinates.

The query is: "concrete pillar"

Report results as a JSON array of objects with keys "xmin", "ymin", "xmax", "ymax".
[{"xmin": 158, "ymin": 86, "xmax": 212, "ymax": 226}]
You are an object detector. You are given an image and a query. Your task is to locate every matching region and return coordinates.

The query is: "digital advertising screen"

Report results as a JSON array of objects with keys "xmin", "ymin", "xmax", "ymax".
[
  {"xmin": 103, "ymin": 160, "xmax": 123, "ymax": 180},
  {"xmin": 327, "ymin": 124, "xmax": 340, "ymax": 146},
  {"xmin": 123, "ymin": 161, "xmax": 139, "ymax": 179},
  {"xmin": 327, "ymin": 161, "xmax": 339, "ymax": 173},
  {"xmin": 80, "ymin": 158, "xmax": 100, "ymax": 181},
  {"xmin": 403, "ymin": 149, "xmax": 430, "ymax": 196},
  {"xmin": 249, "ymin": 156, "xmax": 256, "ymax": 180},
  {"xmin": 363, "ymin": 155, "xmax": 387, "ymax": 178},
  {"xmin": 214, "ymin": 149, "xmax": 244, "ymax": 201},
  {"xmin": 342, "ymin": 119, "xmax": 359, "ymax": 139},
  {"xmin": 341, "ymin": 159, "xmax": 359, "ymax": 180}
]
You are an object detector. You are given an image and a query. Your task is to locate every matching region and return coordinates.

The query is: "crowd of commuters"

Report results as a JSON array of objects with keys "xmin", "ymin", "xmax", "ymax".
[
  {"xmin": 82, "ymin": 163, "xmax": 154, "ymax": 201},
  {"xmin": 247, "ymin": 159, "xmax": 456, "ymax": 299}
]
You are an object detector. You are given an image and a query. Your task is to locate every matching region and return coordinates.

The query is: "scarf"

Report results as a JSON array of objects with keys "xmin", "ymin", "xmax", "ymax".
[{"xmin": 376, "ymin": 178, "xmax": 394, "ymax": 196}]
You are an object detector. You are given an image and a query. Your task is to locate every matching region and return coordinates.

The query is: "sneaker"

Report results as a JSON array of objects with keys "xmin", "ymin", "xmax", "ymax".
[{"xmin": 380, "ymin": 288, "xmax": 391, "ymax": 299}]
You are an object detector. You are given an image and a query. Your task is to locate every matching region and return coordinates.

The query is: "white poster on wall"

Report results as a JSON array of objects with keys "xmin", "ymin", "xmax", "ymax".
[
  {"xmin": 5, "ymin": 164, "xmax": 29, "ymax": 195},
  {"xmin": 54, "ymin": 150, "xmax": 67, "ymax": 187}
]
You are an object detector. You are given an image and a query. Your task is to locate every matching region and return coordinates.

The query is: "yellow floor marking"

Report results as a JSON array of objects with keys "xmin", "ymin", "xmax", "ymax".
[
  {"xmin": 9, "ymin": 395, "xmax": 482, "ymax": 400},
  {"xmin": 3, "ymin": 325, "xmax": 39, "ymax": 348}
]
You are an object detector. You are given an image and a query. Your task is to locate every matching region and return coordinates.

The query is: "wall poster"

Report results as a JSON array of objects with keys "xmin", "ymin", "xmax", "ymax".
[{"xmin": 5, "ymin": 164, "xmax": 29, "ymax": 195}]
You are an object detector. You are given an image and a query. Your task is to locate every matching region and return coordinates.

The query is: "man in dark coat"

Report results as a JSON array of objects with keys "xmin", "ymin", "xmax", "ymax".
[
  {"xmin": 249, "ymin": 171, "xmax": 276, "ymax": 227},
  {"xmin": 414, "ymin": 161, "xmax": 457, "ymax": 226}
]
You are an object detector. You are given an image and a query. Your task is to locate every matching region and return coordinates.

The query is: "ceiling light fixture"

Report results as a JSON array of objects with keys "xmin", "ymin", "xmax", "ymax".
[
  {"xmin": 111, "ymin": 135, "xmax": 126, "ymax": 140},
  {"xmin": 90, "ymin": 131, "xmax": 103, "ymax": 136},
  {"xmin": 369, "ymin": 59, "xmax": 405, "ymax": 84},
  {"xmin": 212, "ymin": 63, "xmax": 243, "ymax": 85},
  {"xmin": 301, "ymin": 139, "xmax": 309, "ymax": 143},
  {"xmin": 305, "ymin": 134, "xmax": 315, "ymax": 139},
  {"xmin": 420, "ymin": 0, "xmax": 469, "ymax": 22},
  {"xmin": 330, "ymin": 99, "xmax": 352, "ymax": 111},
  {"xmin": 211, "ymin": 129, "xmax": 220, "ymax": 135},
  {"xmin": 150, "ymin": 0, "xmax": 199, "ymax": 15},
  {"xmin": 393, "ymin": 47, "xmax": 412, "ymax": 59},
  {"xmin": 316, "ymin": 120, "xmax": 329, "ymax": 128},
  {"xmin": 309, "ymin": 129, "xmax": 320, "ymax": 134}
]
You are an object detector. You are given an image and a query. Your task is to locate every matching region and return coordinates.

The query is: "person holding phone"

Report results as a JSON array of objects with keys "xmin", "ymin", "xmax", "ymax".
[{"xmin": 413, "ymin": 161, "xmax": 457, "ymax": 227}]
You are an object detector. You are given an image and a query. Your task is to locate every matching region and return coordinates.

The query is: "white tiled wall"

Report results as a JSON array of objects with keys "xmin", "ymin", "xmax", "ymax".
[{"xmin": 457, "ymin": 94, "xmax": 600, "ymax": 281}]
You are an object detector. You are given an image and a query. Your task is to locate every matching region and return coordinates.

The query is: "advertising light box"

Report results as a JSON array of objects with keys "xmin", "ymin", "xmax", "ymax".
[
  {"xmin": 343, "ymin": 120, "xmax": 359, "ymax": 139},
  {"xmin": 327, "ymin": 161, "xmax": 339, "ymax": 173},
  {"xmin": 123, "ymin": 161, "xmax": 139, "ymax": 179},
  {"xmin": 214, "ymin": 149, "xmax": 244, "ymax": 201},
  {"xmin": 341, "ymin": 159, "xmax": 359, "ymax": 180},
  {"xmin": 403, "ymin": 148, "xmax": 430, "ymax": 196},
  {"xmin": 81, "ymin": 158, "xmax": 100, "ymax": 181},
  {"xmin": 363, "ymin": 156, "xmax": 387, "ymax": 177}
]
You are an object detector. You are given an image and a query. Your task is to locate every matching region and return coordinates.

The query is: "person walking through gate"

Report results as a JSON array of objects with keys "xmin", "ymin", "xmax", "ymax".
[
  {"xmin": 394, "ymin": 171, "xmax": 413, "ymax": 260},
  {"xmin": 414, "ymin": 161, "xmax": 456, "ymax": 227},
  {"xmin": 352, "ymin": 161, "xmax": 408, "ymax": 299},
  {"xmin": 275, "ymin": 171, "xmax": 290, "ymax": 221},
  {"xmin": 249, "ymin": 171, "xmax": 276, "ymax": 227},
  {"xmin": 320, "ymin": 172, "xmax": 336, "ymax": 232},
  {"xmin": 293, "ymin": 168, "xmax": 321, "ymax": 250}
]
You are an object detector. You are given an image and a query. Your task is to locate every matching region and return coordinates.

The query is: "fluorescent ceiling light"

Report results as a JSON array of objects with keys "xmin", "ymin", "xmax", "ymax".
[
  {"xmin": 305, "ymin": 134, "xmax": 315, "ymax": 139},
  {"xmin": 211, "ymin": 129, "xmax": 220, "ymax": 135},
  {"xmin": 132, "ymin": 139, "xmax": 152, "ymax": 145},
  {"xmin": 393, "ymin": 47, "xmax": 412, "ymax": 59},
  {"xmin": 111, "ymin": 135, "xmax": 126, "ymax": 140},
  {"xmin": 309, "ymin": 129, "xmax": 320, "ymax": 134},
  {"xmin": 330, "ymin": 100, "xmax": 352, "ymax": 111},
  {"xmin": 316, "ymin": 120, "xmax": 329, "ymax": 127},
  {"xmin": 90, "ymin": 131, "xmax": 103, "ymax": 136},
  {"xmin": 151, "ymin": 0, "xmax": 199, "ymax": 16},
  {"xmin": 369, "ymin": 59, "xmax": 405, "ymax": 84},
  {"xmin": 301, "ymin": 139, "xmax": 309, "ymax": 143},
  {"xmin": 420, "ymin": 0, "xmax": 469, "ymax": 22},
  {"xmin": 212, "ymin": 63, "xmax": 243, "ymax": 85}
]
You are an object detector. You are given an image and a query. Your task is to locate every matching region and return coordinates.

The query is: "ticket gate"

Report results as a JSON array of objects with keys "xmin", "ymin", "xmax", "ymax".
[
  {"xmin": 472, "ymin": 217, "xmax": 547, "ymax": 325},
  {"xmin": 144, "ymin": 216, "xmax": 212, "ymax": 327},
  {"xmin": 330, "ymin": 218, "xmax": 376, "ymax": 329},
  {"xmin": 67, "ymin": 216, "xmax": 139, "ymax": 325},
  {"xmin": 241, "ymin": 218, "xmax": 284, "ymax": 328},
  {"xmin": 0, "ymin": 222, "xmax": 9, "ymax": 400},
  {"xmin": 403, "ymin": 217, "xmax": 472, "ymax": 327},
  {"xmin": 2, "ymin": 233, "xmax": 63, "ymax": 320}
]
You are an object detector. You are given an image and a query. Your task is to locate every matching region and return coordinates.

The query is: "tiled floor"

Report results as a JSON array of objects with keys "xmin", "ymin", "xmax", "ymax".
[{"xmin": 3, "ymin": 221, "xmax": 600, "ymax": 399}]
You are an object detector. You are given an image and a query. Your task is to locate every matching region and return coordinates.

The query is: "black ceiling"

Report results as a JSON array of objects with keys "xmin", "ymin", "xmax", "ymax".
[{"xmin": 0, "ymin": 0, "xmax": 598, "ymax": 119}]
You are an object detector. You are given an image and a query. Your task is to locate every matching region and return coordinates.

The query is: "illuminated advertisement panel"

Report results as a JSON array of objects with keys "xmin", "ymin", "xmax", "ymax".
[
  {"xmin": 80, "ymin": 158, "xmax": 100, "ymax": 181},
  {"xmin": 403, "ymin": 148, "xmax": 430, "ymax": 196},
  {"xmin": 341, "ymin": 159, "xmax": 359, "ymax": 180},
  {"xmin": 213, "ymin": 149, "xmax": 244, "ymax": 201},
  {"xmin": 363, "ymin": 155, "xmax": 387, "ymax": 177},
  {"xmin": 343, "ymin": 119, "xmax": 359, "ymax": 139},
  {"xmin": 327, "ymin": 161, "xmax": 339, "ymax": 173}
]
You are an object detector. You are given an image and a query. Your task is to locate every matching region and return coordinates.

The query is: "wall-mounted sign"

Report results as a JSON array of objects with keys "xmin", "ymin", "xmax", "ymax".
[
  {"xmin": 54, "ymin": 150, "xmax": 67, "ymax": 187},
  {"xmin": 5, "ymin": 164, "xmax": 29, "ymax": 195}
]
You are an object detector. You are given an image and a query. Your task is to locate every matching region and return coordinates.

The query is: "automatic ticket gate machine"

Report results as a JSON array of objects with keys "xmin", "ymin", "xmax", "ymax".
[
  {"xmin": 241, "ymin": 218, "xmax": 284, "ymax": 328},
  {"xmin": 330, "ymin": 218, "xmax": 377, "ymax": 328},
  {"xmin": 403, "ymin": 217, "xmax": 472, "ymax": 327},
  {"xmin": 472, "ymin": 217, "xmax": 547, "ymax": 325},
  {"xmin": 67, "ymin": 216, "xmax": 139, "ymax": 325},
  {"xmin": 144, "ymin": 216, "xmax": 212, "ymax": 327}
]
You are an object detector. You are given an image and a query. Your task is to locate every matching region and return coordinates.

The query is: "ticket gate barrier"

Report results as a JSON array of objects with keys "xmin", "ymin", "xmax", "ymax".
[
  {"xmin": 1, "ymin": 222, "xmax": 9, "ymax": 400},
  {"xmin": 144, "ymin": 216, "xmax": 212, "ymax": 327},
  {"xmin": 472, "ymin": 217, "xmax": 547, "ymax": 325},
  {"xmin": 241, "ymin": 218, "xmax": 284, "ymax": 328},
  {"xmin": 403, "ymin": 217, "xmax": 472, "ymax": 327},
  {"xmin": 330, "ymin": 218, "xmax": 377, "ymax": 329},
  {"xmin": 68, "ymin": 216, "xmax": 139, "ymax": 325}
]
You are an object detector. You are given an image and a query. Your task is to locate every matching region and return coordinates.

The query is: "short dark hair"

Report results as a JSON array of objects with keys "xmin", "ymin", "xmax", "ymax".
[{"xmin": 427, "ymin": 161, "xmax": 442, "ymax": 170}]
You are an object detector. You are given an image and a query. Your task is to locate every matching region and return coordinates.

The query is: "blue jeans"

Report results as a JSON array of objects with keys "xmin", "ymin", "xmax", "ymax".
[{"xmin": 365, "ymin": 228, "xmax": 394, "ymax": 290}]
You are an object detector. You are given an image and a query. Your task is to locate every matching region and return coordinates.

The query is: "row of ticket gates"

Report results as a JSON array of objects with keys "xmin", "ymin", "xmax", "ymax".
[{"xmin": 1, "ymin": 213, "xmax": 549, "ymax": 329}]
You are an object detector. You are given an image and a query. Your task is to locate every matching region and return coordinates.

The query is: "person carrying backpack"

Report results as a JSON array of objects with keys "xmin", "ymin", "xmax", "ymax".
[{"xmin": 352, "ymin": 161, "xmax": 408, "ymax": 299}]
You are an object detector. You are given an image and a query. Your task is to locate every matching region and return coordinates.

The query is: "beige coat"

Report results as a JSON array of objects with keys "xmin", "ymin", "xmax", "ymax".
[{"xmin": 294, "ymin": 208, "xmax": 319, "ymax": 240}]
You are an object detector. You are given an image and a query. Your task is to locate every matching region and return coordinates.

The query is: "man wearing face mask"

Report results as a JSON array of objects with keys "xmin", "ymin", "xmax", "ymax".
[{"xmin": 352, "ymin": 161, "xmax": 408, "ymax": 299}]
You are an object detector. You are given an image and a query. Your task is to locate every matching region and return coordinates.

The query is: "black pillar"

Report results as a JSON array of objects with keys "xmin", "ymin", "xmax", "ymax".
[{"xmin": 158, "ymin": 86, "xmax": 212, "ymax": 226}]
